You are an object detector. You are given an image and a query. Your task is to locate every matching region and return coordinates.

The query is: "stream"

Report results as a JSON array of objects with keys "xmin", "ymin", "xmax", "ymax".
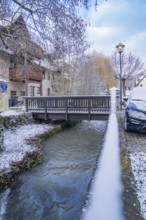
[{"xmin": 0, "ymin": 120, "xmax": 106, "ymax": 220}]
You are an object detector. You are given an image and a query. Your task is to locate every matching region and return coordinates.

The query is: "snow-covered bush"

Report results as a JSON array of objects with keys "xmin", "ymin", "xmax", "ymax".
[{"xmin": 0, "ymin": 112, "xmax": 34, "ymax": 128}]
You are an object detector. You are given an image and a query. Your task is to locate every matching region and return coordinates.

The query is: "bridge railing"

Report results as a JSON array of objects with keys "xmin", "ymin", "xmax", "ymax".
[{"xmin": 25, "ymin": 96, "xmax": 111, "ymax": 114}]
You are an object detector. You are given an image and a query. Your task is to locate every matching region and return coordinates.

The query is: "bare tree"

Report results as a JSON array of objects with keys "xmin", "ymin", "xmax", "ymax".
[
  {"xmin": 73, "ymin": 52, "xmax": 116, "ymax": 95},
  {"xmin": 0, "ymin": 0, "xmax": 91, "ymax": 97},
  {"xmin": 0, "ymin": 0, "xmax": 108, "ymax": 97},
  {"xmin": 111, "ymin": 52, "xmax": 146, "ymax": 96},
  {"xmin": 0, "ymin": 0, "xmax": 108, "ymax": 60},
  {"xmin": 0, "ymin": 0, "xmax": 89, "ymax": 56}
]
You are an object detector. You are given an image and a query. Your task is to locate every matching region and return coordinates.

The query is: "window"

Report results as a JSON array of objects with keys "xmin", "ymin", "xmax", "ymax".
[
  {"xmin": 42, "ymin": 67, "xmax": 45, "ymax": 79},
  {"xmin": 20, "ymin": 91, "xmax": 25, "ymax": 96},
  {"xmin": 30, "ymin": 86, "xmax": 35, "ymax": 96},
  {"xmin": 48, "ymin": 88, "xmax": 50, "ymax": 96},
  {"xmin": 37, "ymin": 87, "xmax": 40, "ymax": 94},
  {"xmin": 10, "ymin": 60, "xmax": 16, "ymax": 68},
  {"xmin": 11, "ymin": 90, "xmax": 16, "ymax": 96}
]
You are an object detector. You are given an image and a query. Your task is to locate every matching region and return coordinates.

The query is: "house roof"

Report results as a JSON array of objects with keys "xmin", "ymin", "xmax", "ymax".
[
  {"xmin": 0, "ymin": 78, "xmax": 8, "ymax": 83},
  {"xmin": 0, "ymin": 15, "xmax": 43, "ymax": 59},
  {"xmin": 32, "ymin": 58, "xmax": 55, "ymax": 71},
  {"xmin": 136, "ymin": 74, "xmax": 146, "ymax": 86}
]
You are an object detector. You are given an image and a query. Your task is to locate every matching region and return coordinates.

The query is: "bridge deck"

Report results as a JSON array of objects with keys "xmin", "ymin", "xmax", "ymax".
[{"xmin": 25, "ymin": 96, "xmax": 110, "ymax": 121}]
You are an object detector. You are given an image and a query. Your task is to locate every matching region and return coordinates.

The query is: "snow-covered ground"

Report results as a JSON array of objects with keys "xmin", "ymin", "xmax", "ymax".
[
  {"xmin": 130, "ymin": 152, "xmax": 146, "ymax": 219},
  {"xmin": 0, "ymin": 110, "xmax": 54, "ymax": 220},
  {"xmin": 0, "ymin": 110, "xmax": 53, "ymax": 172}
]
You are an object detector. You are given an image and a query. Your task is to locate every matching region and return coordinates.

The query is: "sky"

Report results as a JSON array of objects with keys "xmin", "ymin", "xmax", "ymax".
[{"xmin": 80, "ymin": 0, "xmax": 146, "ymax": 64}]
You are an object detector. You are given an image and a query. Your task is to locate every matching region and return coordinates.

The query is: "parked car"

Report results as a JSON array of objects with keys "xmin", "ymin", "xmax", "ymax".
[{"xmin": 124, "ymin": 87, "xmax": 146, "ymax": 132}]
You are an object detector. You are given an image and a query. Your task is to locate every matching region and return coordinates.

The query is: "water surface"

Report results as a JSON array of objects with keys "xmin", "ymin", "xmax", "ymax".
[{"xmin": 0, "ymin": 121, "xmax": 106, "ymax": 220}]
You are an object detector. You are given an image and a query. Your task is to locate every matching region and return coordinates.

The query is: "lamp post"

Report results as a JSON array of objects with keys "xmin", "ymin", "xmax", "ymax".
[{"xmin": 116, "ymin": 43, "xmax": 125, "ymax": 110}]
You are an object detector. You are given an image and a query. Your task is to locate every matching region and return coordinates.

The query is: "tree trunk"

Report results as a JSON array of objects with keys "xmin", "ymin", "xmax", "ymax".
[{"xmin": 122, "ymin": 78, "xmax": 126, "ymax": 97}]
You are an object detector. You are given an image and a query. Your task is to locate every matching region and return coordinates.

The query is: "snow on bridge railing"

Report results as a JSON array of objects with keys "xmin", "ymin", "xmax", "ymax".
[
  {"xmin": 82, "ymin": 88, "xmax": 125, "ymax": 220},
  {"xmin": 25, "ymin": 95, "xmax": 111, "ymax": 113}
]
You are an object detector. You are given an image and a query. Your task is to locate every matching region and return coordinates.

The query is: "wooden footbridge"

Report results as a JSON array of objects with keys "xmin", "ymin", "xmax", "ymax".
[{"xmin": 25, "ymin": 95, "xmax": 111, "ymax": 121}]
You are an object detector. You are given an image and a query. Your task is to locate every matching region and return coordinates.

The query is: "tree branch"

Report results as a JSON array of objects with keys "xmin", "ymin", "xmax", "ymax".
[
  {"xmin": 0, "ymin": 34, "xmax": 8, "ymax": 49},
  {"xmin": 12, "ymin": 0, "xmax": 34, "ymax": 13}
]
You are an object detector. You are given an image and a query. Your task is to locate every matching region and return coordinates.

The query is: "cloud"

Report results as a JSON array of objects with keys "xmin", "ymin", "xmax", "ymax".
[
  {"xmin": 125, "ymin": 31, "xmax": 146, "ymax": 62},
  {"xmin": 86, "ymin": 24, "xmax": 128, "ymax": 56},
  {"xmin": 82, "ymin": 0, "xmax": 146, "ymax": 63}
]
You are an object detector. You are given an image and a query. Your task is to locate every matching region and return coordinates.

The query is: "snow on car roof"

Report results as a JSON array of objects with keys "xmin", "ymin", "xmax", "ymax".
[{"xmin": 130, "ymin": 87, "xmax": 146, "ymax": 100}]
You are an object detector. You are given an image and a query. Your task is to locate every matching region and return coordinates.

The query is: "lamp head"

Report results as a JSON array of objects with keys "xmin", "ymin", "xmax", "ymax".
[{"xmin": 116, "ymin": 43, "xmax": 125, "ymax": 53}]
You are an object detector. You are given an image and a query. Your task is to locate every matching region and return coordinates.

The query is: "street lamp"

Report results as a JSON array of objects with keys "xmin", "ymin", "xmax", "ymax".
[{"xmin": 116, "ymin": 43, "xmax": 125, "ymax": 110}]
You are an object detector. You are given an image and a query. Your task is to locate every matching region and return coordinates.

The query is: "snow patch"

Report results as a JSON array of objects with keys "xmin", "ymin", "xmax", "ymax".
[
  {"xmin": 130, "ymin": 152, "xmax": 146, "ymax": 219},
  {"xmin": 0, "ymin": 124, "xmax": 53, "ymax": 172},
  {"xmin": 0, "ymin": 188, "xmax": 10, "ymax": 219},
  {"xmin": 0, "ymin": 110, "xmax": 24, "ymax": 117}
]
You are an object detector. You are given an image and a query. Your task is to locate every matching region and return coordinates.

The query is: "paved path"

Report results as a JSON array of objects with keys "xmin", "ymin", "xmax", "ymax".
[{"xmin": 119, "ymin": 112, "xmax": 145, "ymax": 220}]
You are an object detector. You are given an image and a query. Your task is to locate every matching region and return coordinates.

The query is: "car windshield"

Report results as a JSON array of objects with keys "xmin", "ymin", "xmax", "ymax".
[{"xmin": 130, "ymin": 87, "xmax": 146, "ymax": 102}]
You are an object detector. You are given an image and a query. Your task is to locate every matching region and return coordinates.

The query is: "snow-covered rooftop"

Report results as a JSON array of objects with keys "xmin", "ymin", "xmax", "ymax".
[
  {"xmin": 32, "ymin": 58, "xmax": 55, "ymax": 71},
  {"xmin": 0, "ymin": 79, "xmax": 8, "ymax": 83}
]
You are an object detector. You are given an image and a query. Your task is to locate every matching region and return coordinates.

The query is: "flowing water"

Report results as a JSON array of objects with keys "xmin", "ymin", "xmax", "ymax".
[{"xmin": 0, "ymin": 120, "xmax": 106, "ymax": 220}]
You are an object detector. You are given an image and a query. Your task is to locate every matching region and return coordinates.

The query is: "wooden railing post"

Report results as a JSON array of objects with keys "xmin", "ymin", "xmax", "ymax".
[
  {"xmin": 44, "ymin": 98, "xmax": 47, "ymax": 121},
  {"xmin": 26, "ymin": 98, "xmax": 28, "ymax": 112},
  {"xmin": 88, "ymin": 97, "xmax": 91, "ymax": 120},
  {"xmin": 66, "ymin": 97, "xmax": 68, "ymax": 120}
]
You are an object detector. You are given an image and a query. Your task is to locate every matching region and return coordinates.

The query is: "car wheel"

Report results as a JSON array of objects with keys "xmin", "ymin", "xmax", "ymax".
[{"xmin": 124, "ymin": 114, "xmax": 130, "ymax": 132}]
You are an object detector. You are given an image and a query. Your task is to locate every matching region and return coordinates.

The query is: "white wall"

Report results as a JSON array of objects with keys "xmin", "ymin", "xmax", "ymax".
[
  {"xmin": 138, "ymin": 77, "xmax": 146, "ymax": 87},
  {"xmin": 0, "ymin": 51, "xmax": 10, "ymax": 111},
  {"xmin": 41, "ymin": 69, "xmax": 53, "ymax": 96},
  {"xmin": 28, "ymin": 82, "xmax": 41, "ymax": 97},
  {"xmin": 9, "ymin": 81, "xmax": 26, "ymax": 100}
]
